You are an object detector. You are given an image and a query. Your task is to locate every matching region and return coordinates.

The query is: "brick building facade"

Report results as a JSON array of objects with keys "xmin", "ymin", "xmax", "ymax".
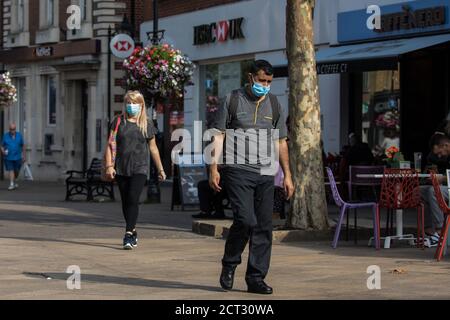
[{"xmin": 0, "ymin": 0, "xmax": 150, "ymax": 181}]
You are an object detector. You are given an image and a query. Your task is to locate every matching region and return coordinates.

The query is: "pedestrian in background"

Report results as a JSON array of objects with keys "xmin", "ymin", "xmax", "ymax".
[
  {"xmin": 1, "ymin": 123, "xmax": 25, "ymax": 191},
  {"xmin": 104, "ymin": 90, "xmax": 166, "ymax": 250}
]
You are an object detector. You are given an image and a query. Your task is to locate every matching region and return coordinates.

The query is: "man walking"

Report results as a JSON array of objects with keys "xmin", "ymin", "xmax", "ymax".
[
  {"xmin": 1, "ymin": 123, "xmax": 25, "ymax": 190},
  {"xmin": 208, "ymin": 60, "xmax": 294, "ymax": 294}
]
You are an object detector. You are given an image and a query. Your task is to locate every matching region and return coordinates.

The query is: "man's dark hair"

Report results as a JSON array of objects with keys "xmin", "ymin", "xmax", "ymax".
[
  {"xmin": 250, "ymin": 60, "xmax": 273, "ymax": 76},
  {"xmin": 429, "ymin": 133, "xmax": 450, "ymax": 148}
]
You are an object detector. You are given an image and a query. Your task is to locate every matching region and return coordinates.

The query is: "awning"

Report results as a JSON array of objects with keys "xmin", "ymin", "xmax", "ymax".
[{"xmin": 316, "ymin": 33, "xmax": 450, "ymax": 74}]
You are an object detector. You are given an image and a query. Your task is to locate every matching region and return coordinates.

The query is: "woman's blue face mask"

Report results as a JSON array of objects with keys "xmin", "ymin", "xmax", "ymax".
[
  {"xmin": 251, "ymin": 76, "xmax": 271, "ymax": 97},
  {"xmin": 126, "ymin": 103, "xmax": 141, "ymax": 116}
]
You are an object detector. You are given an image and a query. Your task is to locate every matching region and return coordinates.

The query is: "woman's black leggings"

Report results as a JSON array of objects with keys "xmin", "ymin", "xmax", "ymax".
[{"xmin": 116, "ymin": 174, "xmax": 147, "ymax": 232}]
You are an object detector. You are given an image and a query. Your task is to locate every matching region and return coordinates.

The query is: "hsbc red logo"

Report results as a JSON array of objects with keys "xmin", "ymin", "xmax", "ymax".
[
  {"xmin": 194, "ymin": 17, "xmax": 245, "ymax": 45},
  {"xmin": 114, "ymin": 40, "xmax": 133, "ymax": 51},
  {"xmin": 110, "ymin": 33, "xmax": 135, "ymax": 59},
  {"xmin": 216, "ymin": 21, "xmax": 229, "ymax": 42}
]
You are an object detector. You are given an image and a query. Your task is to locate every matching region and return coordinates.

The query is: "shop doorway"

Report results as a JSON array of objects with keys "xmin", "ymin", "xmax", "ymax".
[
  {"xmin": 65, "ymin": 80, "xmax": 88, "ymax": 172},
  {"xmin": 401, "ymin": 47, "xmax": 450, "ymax": 160},
  {"xmin": 346, "ymin": 44, "xmax": 450, "ymax": 163}
]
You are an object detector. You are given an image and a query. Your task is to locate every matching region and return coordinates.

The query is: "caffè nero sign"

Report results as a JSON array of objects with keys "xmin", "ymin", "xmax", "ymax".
[
  {"xmin": 193, "ymin": 17, "xmax": 245, "ymax": 45},
  {"xmin": 375, "ymin": 5, "xmax": 446, "ymax": 33}
]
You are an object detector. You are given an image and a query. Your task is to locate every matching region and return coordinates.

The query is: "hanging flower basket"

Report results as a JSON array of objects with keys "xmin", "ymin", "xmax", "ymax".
[
  {"xmin": 123, "ymin": 44, "xmax": 195, "ymax": 99},
  {"xmin": 0, "ymin": 72, "xmax": 17, "ymax": 109}
]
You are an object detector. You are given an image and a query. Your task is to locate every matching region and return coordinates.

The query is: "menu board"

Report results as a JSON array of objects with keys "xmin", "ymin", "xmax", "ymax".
[{"xmin": 171, "ymin": 153, "xmax": 207, "ymax": 210}]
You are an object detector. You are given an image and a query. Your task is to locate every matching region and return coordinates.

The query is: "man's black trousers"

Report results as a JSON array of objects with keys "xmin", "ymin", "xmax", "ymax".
[{"xmin": 221, "ymin": 167, "xmax": 274, "ymax": 282}]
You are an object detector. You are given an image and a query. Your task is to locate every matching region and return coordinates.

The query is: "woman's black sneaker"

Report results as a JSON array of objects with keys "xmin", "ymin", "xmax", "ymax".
[
  {"xmin": 123, "ymin": 233, "xmax": 134, "ymax": 250},
  {"xmin": 132, "ymin": 231, "xmax": 138, "ymax": 248}
]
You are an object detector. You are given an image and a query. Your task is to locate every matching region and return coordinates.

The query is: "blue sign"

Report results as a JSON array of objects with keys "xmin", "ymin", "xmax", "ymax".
[{"xmin": 338, "ymin": 0, "xmax": 450, "ymax": 43}]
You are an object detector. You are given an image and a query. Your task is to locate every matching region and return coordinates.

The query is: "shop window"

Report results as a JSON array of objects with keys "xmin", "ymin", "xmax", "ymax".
[
  {"xmin": 203, "ymin": 60, "xmax": 253, "ymax": 128},
  {"xmin": 361, "ymin": 70, "xmax": 400, "ymax": 157}
]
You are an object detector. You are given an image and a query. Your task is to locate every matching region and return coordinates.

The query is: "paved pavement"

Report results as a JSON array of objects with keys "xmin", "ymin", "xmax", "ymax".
[{"xmin": 0, "ymin": 181, "xmax": 450, "ymax": 300}]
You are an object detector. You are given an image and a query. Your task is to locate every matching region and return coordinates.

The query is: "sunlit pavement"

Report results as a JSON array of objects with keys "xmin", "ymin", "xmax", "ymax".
[{"xmin": 0, "ymin": 181, "xmax": 449, "ymax": 300}]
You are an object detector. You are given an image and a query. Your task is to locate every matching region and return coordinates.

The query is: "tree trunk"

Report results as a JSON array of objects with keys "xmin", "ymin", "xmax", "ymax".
[{"xmin": 286, "ymin": 0, "xmax": 329, "ymax": 230}]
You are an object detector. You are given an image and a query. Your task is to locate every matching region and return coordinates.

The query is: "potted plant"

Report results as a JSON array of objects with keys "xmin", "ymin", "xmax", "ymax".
[{"xmin": 384, "ymin": 146, "xmax": 404, "ymax": 168}]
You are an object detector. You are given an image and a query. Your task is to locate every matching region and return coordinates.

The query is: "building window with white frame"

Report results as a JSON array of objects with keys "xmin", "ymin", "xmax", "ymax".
[
  {"xmin": 47, "ymin": 76, "xmax": 57, "ymax": 126},
  {"xmin": 80, "ymin": 0, "xmax": 87, "ymax": 21},
  {"xmin": 17, "ymin": 0, "xmax": 25, "ymax": 31},
  {"xmin": 46, "ymin": 0, "xmax": 54, "ymax": 27}
]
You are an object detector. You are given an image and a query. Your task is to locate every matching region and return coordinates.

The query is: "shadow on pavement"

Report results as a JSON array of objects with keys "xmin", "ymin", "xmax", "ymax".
[
  {"xmin": 0, "ymin": 236, "xmax": 123, "ymax": 250},
  {"xmin": 281, "ymin": 240, "xmax": 450, "ymax": 263},
  {"xmin": 0, "ymin": 207, "xmax": 194, "ymax": 234},
  {"xmin": 23, "ymin": 271, "xmax": 226, "ymax": 293}
]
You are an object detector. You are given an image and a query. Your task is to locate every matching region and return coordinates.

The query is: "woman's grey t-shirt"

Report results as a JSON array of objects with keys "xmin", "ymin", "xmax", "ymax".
[{"xmin": 110, "ymin": 115, "xmax": 156, "ymax": 176}]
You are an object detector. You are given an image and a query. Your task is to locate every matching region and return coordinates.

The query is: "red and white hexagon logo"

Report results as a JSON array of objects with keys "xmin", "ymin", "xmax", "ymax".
[
  {"xmin": 216, "ymin": 20, "xmax": 229, "ymax": 42},
  {"xmin": 110, "ymin": 34, "xmax": 135, "ymax": 59}
]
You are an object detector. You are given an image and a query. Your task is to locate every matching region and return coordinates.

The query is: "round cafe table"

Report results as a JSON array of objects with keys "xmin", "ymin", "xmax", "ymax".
[{"xmin": 357, "ymin": 173, "xmax": 444, "ymax": 249}]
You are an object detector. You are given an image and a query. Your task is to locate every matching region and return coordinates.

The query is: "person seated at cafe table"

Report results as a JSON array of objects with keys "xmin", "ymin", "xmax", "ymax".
[
  {"xmin": 338, "ymin": 133, "xmax": 374, "ymax": 198},
  {"xmin": 420, "ymin": 133, "xmax": 450, "ymax": 247}
]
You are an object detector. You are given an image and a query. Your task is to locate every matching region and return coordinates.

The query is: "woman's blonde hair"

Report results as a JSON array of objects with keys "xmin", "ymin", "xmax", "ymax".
[{"xmin": 124, "ymin": 90, "xmax": 148, "ymax": 138}]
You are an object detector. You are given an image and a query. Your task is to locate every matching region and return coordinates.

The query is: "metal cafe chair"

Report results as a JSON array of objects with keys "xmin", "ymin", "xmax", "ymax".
[
  {"xmin": 376, "ymin": 168, "xmax": 425, "ymax": 249},
  {"xmin": 325, "ymin": 167, "xmax": 380, "ymax": 249},
  {"xmin": 430, "ymin": 171, "xmax": 450, "ymax": 261},
  {"xmin": 347, "ymin": 165, "xmax": 385, "ymax": 243}
]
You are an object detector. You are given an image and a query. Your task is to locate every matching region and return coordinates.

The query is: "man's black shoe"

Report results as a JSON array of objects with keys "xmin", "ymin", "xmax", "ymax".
[
  {"xmin": 192, "ymin": 211, "xmax": 227, "ymax": 219},
  {"xmin": 211, "ymin": 211, "xmax": 226, "ymax": 219},
  {"xmin": 219, "ymin": 267, "xmax": 235, "ymax": 290},
  {"xmin": 192, "ymin": 212, "xmax": 211, "ymax": 219},
  {"xmin": 247, "ymin": 280, "xmax": 273, "ymax": 294}
]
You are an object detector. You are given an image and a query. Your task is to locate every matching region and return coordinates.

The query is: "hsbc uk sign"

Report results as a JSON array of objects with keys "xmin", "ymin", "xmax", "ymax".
[{"xmin": 193, "ymin": 17, "xmax": 245, "ymax": 46}]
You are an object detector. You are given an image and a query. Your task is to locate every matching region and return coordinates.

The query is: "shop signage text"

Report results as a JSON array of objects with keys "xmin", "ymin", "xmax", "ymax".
[
  {"xmin": 34, "ymin": 46, "xmax": 53, "ymax": 57},
  {"xmin": 375, "ymin": 5, "xmax": 446, "ymax": 33},
  {"xmin": 316, "ymin": 63, "xmax": 348, "ymax": 75},
  {"xmin": 338, "ymin": 0, "xmax": 450, "ymax": 43},
  {"xmin": 193, "ymin": 17, "xmax": 245, "ymax": 46}
]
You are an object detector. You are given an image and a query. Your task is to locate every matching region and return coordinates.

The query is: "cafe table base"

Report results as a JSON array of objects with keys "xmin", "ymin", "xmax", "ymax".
[{"xmin": 368, "ymin": 209, "xmax": 424, "ymax": 249}]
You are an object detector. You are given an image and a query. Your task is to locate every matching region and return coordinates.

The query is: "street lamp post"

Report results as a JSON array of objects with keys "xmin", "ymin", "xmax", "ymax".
[{"xmin": 145, "ymin": 0, "xmax": 166, "ymax": 203}]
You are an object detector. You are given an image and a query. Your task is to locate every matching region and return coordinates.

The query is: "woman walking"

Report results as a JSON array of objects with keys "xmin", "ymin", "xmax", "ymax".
[{"xmin": 104, "ymin": 90, "xmax": 166, "ymax": 249}]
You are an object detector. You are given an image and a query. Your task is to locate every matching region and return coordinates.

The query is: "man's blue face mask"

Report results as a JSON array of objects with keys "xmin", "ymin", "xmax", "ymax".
[
  {"xmin": 126, "ymin": 103, "xmax": 141, "ymax": 116},
  {"xmin": 251, "ymin": 76, "xmax": 271, "ymax": 97}
]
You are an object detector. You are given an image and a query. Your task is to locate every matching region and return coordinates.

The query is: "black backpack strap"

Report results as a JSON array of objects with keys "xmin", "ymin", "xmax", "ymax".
[
  {"xmin": 226, "ymin": 89, "xmax": 240, "ymax": 129},
  {"xmin": 268, "ymin": 93, "xmax": 280, "ymax": 129}
]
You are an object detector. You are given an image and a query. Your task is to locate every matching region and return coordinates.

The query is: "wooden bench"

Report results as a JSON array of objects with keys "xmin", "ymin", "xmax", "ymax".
[{"xmin": 65, "ymin": 158, "xmax": 115, "ymax": 201}]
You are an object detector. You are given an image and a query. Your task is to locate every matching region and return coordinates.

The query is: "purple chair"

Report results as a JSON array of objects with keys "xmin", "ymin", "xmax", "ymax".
[
  {"xmin": 347, "ymin": 165, "xmax": 385, "ymax": 243},
  {"xmin": 326, "ymin": 167, "xmax": 380, "ymax": 249}
]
